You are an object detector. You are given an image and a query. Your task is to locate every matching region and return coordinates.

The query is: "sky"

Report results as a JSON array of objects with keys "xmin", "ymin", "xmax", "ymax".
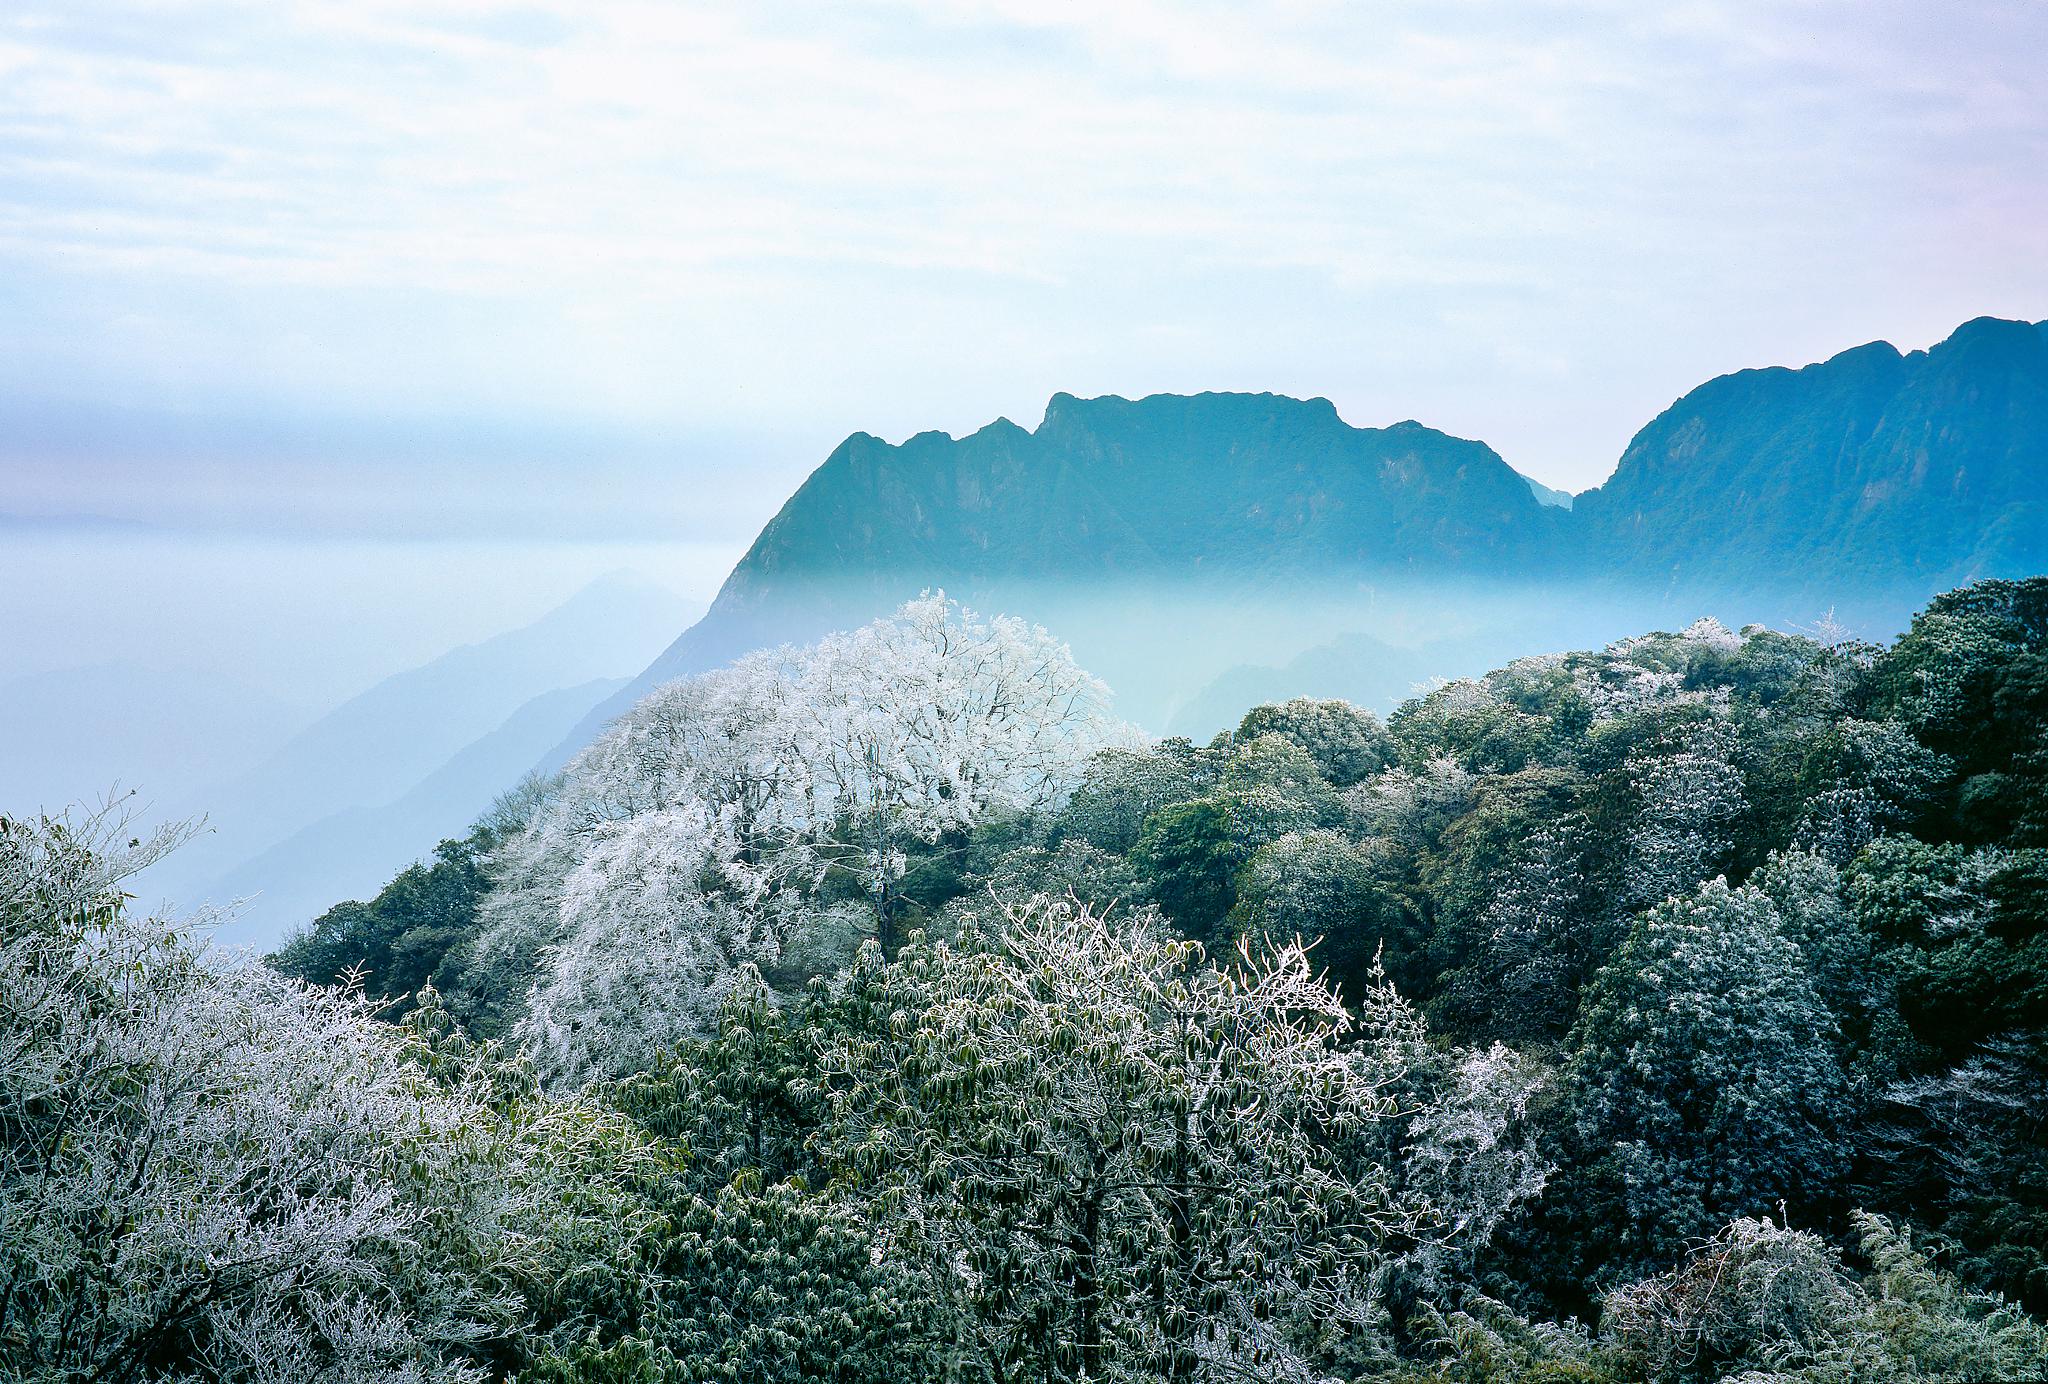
[{"xmin": 3, "ymin": 0, "xmax": 2046, "ymax": 697}]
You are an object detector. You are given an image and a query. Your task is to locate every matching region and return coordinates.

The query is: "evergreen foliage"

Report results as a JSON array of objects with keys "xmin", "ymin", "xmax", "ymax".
[{"xmin": 19, "ymin": 577, "xmax": 2048, "ymax": 1380}]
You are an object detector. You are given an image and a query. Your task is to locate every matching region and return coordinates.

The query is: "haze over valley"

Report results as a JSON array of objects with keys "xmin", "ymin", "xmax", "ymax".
[{"xmin": 6, "ymin": 5, "xmax": 2048, "ymax": 1382}]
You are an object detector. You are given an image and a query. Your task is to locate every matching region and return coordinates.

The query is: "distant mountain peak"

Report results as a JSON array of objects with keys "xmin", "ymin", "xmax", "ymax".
[
  {"xmin": 1518, "ymin": 472, "xmax": 1575, "ymax": 510},
  {"xmin": 1575, "ymin": 314, "xmax": 2048, "ymax": 587},
  {"xmin": 1928, "ymin": 314, "xmax": 2048, "ymax": 368},
  {"xmin": 556, "ymin": 313, "xmax": 2048, "ymax": 770}
]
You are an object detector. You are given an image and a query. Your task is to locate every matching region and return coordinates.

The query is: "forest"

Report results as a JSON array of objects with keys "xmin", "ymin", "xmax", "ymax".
[{"xmin": 7, "ymin": 581, "xmax": 2048, "ymax": 1383}]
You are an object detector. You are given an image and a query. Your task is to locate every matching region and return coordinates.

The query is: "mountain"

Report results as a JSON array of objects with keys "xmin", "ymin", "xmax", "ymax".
[
  {"xmin": 731, "ymin": 392, "xmax": 1554, "ymax": 581},
  {"xmin": 553, "ymin": 391, "xmax": 1566, "ymax": 754},
  {"xmin": 1576, "ymin": 316, "xmax": 2048, "ymax": 591},
  {"xmin": 555, "ymin": 315, "xmax": 2047, "ymax": 761},
  {"xmin": 197, "ymin": 677, "xmax": 628, "ymax": 945},
  {"xmin": 139, "ymin": 574, "xmax": 689, "ymax": 920},
  {"xmin": 1519, "ymin": 474, "xmax": 1574, "ymax": 510}
]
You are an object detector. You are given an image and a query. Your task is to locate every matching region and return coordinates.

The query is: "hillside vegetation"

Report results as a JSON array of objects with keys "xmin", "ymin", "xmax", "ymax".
[{"xmin": 9, "ymin": 581, "xmax": 2048, "ymax": 1382}]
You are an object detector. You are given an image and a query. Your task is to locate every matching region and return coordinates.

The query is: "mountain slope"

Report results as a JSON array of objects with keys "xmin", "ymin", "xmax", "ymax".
[
  {"xmin": 1519, "ymin": 473, "xmax": 1575, "ymax": 509},
  {"xmin": 199, "ymin": 677, "xmax": 628, "ymax": 945},
  {"xmin": 140, "ymin": 574, "xmax": 688, "ymax": 915},
  {"xmin": 554, "ymin": 391, "xmax": 1563, "ymax": 756},
  {"xmin": 1576, "ymin": 316, "xmax": 2048, "ymax": 589}
]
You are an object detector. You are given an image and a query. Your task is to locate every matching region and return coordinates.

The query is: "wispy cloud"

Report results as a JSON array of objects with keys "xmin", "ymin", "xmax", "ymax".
[{"xmin": 1, "ymin": 0, "xmax": 2042, "ymax": 526}]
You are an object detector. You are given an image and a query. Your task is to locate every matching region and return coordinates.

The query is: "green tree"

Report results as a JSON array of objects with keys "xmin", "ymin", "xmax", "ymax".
[
  {"xmin": 1561, "ymin": 879, "xmax": 1850, "ymax": 1283},
  {"xmin": 1230, "ymin": 827, "xmax": 1417, "ymax": 1002},
  {"xmin": 271, "ymin": 789, "xmax": 537, "ymax": 1015},
  {"xmin": 1132, "ymin": 797, "xmax": 1256, "ymax": 944},
  {"xmin": 1056, "ymin": 742, "xmax": 1205, "ymax": 855},
  {"xmin": 1234, "ymin": 697, "xmax": 1394, "ymax": 787}
]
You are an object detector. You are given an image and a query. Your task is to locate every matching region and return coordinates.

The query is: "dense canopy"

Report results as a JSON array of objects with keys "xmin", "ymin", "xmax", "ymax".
[{"xmin": 14, "ymin": 581, "xmax": 2048, "ymax": 1382}]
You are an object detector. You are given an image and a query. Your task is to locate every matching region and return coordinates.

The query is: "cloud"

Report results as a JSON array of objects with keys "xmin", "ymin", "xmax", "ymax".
[{"xmin": 0, "ymin": 0, "xmax": 2042, "ymax": 518}]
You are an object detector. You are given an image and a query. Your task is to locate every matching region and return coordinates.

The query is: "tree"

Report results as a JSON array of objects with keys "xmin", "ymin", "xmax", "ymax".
[
  {"xmin": 772, "ymin": 594, "xmax": 1135, "ymax": 943},
  {"xmin": 1217, "ymin": 731, "xmax": 1346, "ymax": 826},
  {"xmin": 1618, "ymin": 715, "xmax": 1746, "ymax": 912},
  {"xmin": 1425, "ymin": 806, "xmax": 1600, "ymax": 1042},
  {"xmin": 271, "ymin": 779, "xmax": 544, "ymax": 1014},
  {"xmin": 1874, "ymin": 1033, "xmax": 2048, "ymax": 1313},
  {"xmin": 1234, "ymin": 698, "xmax": 1394, "ymax": 787},
  {"xmin": 1229, "ymin": 827, "xmax": 1414, "ymax": 1001},
  {"xmin": 801, "ymin": 898, "xmax": 1496, "ymax": 1383},
  {"xmin": 1790, "ymin": 720, "xmax": 1950, "ymax": 865},
  {"xmin": 458, "ymin": 595, "xmax": 1132, "ymax": 1060},
  {"xmin": 514, "ymin": 805, "xmax": 837, "ymax": 1087},
  {"xmin": 1750, "ymin": 849, "xmax": 1878, "ymax": 1047},
  {"xmin": 941, "ymin": 837, "xmax": 1152, "ymax": 932},
  {"xmin": 1388, "ymin": 680, "xmax": 1552, "ymax": 776},
  {"xmin": 1847, "ymin": 838, "xmax": 2048, "ymax": 1052},
  {"xmin": 1057, "ymin": 742, "xmax": 1205, "ymax": 855},
  {"xmin": 1601, "ymin": 1212, "xmax": 2048, "ymax": 1384},
  {"xmin": 1348, "ymin": 755, "xmax": 1476, "ymax": 865},
  {"xmin": 1562, "ymin": 878, "xmax": 1850, "ymax": 1283},
  {"xmin": 1131, "ymin": 797, "xmax": 1255, "ymax": 945},
  {"xmin": 0, "ymin": 804, "xmax": 616, "ymax": 1383},
  {"xmin": 517, "ymin": 1180, "xmax": 934, "ymax": 1384}
]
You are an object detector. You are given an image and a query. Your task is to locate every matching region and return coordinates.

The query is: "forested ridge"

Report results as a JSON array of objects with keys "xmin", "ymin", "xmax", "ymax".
[{"xmin": 9, "ymin": 581, "xmax": 2048, "ymax": 1382}]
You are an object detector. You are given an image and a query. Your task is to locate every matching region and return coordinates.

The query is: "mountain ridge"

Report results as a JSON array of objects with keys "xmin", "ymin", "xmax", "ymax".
[
  {"xmin": 139, "ymin": 574, "xmax": 691, "ymax": 924},
  {"xmin": 1575, "ymin": 315, "xmax": 2048, "ymax": 587},
  {"xmin": 554, "ymin": 391, "xmax": 1572, "ymax": 757},
  {"xmin": 199, "ymin": 676, "xmax": 630, "ymax": 944},
  {"xmin": 550, "ymin": 314, "xmax": 2048, "ymax": 763}
]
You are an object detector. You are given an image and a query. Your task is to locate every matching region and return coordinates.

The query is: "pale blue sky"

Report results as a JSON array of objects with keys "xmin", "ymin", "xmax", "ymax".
[{"xmin": 2, "ymin": 0, "xmax": 2045, "ymax": 538}]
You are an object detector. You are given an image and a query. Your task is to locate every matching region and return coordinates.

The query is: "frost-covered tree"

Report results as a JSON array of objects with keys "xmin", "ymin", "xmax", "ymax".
[
  {"xmin": 1751, "ymin": 849, "xmax": 1876, "ymax": 1038},
  {"xmin": 1792, "ymin": 720, "xmax": 1951, "ymax": 864},
  {"xmin": 1602, "ymin": 1212, "xmax": 2048, "ymax": 1384},
  {"xmin": 514, "ymin": 805, "xmax": 836, "ymax": 1086},
  {"xmin": 1217, "ymin": 731, "xmax": 1347, "ymax": 826},
  {"xmin": 1846, "ymin": 837, "xmax": 2048, "ymax": 1053},
  {"xmin": 1564, "ymin": 877, "xmax": 1850, "ymax": 1281},
  {"xmin": 1381, "ymin": 1038, "xmax": 1551, "ymax": 1301},
  {"xmin": 515, "ymin": 1178, "xmax": 933, "ymax": 1384},
  {"xmin": 1620, "ymin": 714, "xmax": 1746, "ymax": 910},
  {"xmin": 802, "ymin": 898, "xmax": 1527, "ymax": 1383},
  {"xmin": 0, "ymin": 806, "xmax": 613, "ymax": 1383},
  {"xmin": 1349, "ymin": 755, "xmax": 1476, "ymax": 860},
  {"xmin": 773, "ymin": 594, "xmax": 1134, "ymax": 933},
  {"xmin": 1428, "ymin": 808, "xmax": 1599, "ymax": 1041},
  {"xmin": 1874, "ymin": 1034, "xmax": 2048, "ymax": 1311},
  {"xmin": 1388, "ymin": 679, "xmax": 1553, "ymax": 775},
  {"xmin": 461, "ymin": 595, "xmax": 1132, "ymax": 1065}
]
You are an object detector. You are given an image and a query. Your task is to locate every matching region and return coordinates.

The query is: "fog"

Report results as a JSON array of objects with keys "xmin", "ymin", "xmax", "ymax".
[
  {"xmin": 1, "ymin": 529, "xmax": 729, "ymax": 696},
  {"xmin": 0, "ymin": 528, "xmax": 736, "ymax": 815}
]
